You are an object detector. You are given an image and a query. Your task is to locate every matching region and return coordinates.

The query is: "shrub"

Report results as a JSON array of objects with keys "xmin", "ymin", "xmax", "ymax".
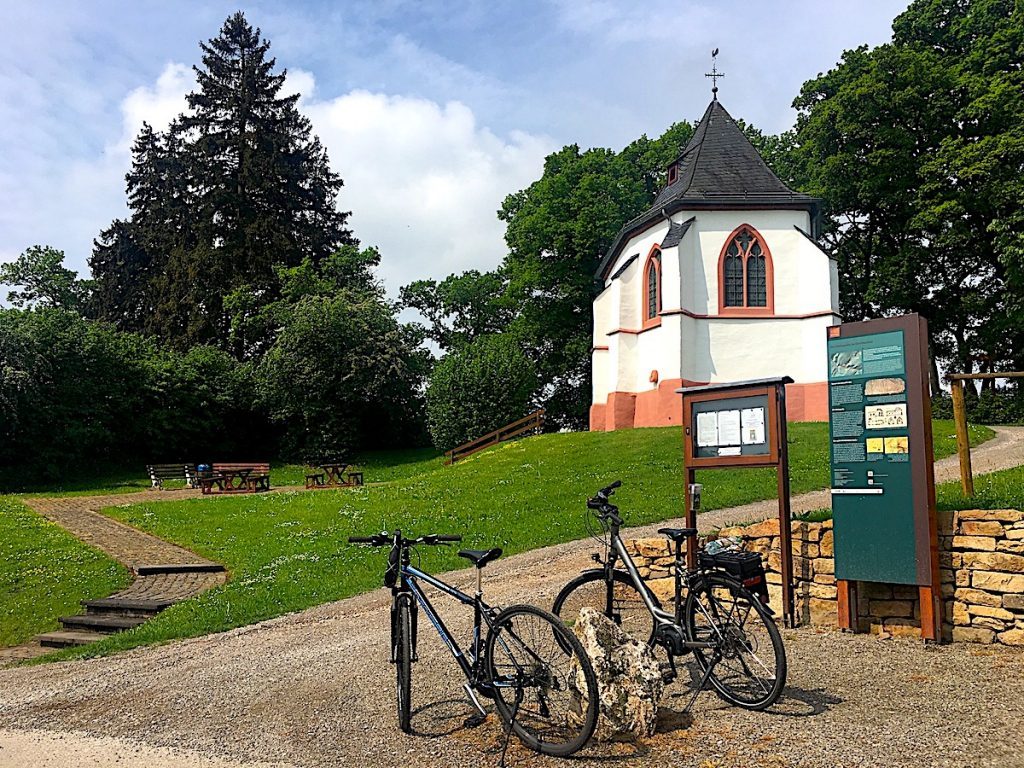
[
  {"xmin": 425, "ymin": 335, "xmax": 537, "ymax": 452},
  {"xmin": 931, "ymin": 387, "xmax": 1024, "ymax": 425},
  {"xmin": 255, "ymin": 291, "xmax": 429, "ymax": 460}
]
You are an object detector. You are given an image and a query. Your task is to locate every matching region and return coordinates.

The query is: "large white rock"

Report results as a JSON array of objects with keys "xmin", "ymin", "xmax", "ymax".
[{"xmin": 571, "ymin": 607, "xmax": 664, "ymax": 742}]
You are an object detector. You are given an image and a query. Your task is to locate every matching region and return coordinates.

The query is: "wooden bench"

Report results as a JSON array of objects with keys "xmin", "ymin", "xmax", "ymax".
[
  {"xmin": 305, "ymin": 461, "xmax": 364, "ymax": 490},
  {"xmin": 200, "ymin": 462, "xmax": 271, "ymax": 494},
  {"xmin": 146, "ymin": 463, "xmax": 198, "ymax": 490}
]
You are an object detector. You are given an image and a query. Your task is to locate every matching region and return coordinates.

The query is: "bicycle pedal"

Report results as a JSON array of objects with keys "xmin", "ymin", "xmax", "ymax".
[
  {"xmin": 659, "ymin": 662, "xmax": 677, "ymax": 684},
  {"xmin": 463, "ymin": 714, "xmax": 487, "ymax": 729}
]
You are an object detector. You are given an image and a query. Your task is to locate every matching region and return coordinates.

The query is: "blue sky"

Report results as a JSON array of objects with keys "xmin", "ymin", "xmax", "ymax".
[{"xmin": 0, "ymin": 0, "xmax": 905, "ymax": 298}]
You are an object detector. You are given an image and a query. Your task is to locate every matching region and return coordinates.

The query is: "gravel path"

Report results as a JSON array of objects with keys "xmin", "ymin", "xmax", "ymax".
[
  {"xmin": 2, "ymin": 426, "xmax": 1023, "ymax": 767},
  {"xmin": 1, "ymin": 534, "xmax": 1023, "ymax": 768}
]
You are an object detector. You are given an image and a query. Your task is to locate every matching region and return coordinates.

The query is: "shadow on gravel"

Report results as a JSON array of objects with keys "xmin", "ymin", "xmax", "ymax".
[
  {"xmin": 769, "ymin": 685, "xmax": 843, "ymax": 718},
  {"xmin": 411, "ymin": 698, "xmax": 473, "ymax": 737}
]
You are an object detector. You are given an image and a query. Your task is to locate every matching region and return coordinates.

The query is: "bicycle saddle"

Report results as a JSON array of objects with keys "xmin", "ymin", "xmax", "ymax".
[
  {"xmin": 658, "ymin": 527, "xmax": 697, "ymax": 543},
  {"xmin": 458, "ymin": 548, "xmax": 503, "ymax": 568}
]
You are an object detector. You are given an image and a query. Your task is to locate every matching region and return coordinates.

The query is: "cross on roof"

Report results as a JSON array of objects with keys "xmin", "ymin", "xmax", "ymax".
[{"xmin": 705, "ymin": 48, "xmax": 725, "ymax": 100}]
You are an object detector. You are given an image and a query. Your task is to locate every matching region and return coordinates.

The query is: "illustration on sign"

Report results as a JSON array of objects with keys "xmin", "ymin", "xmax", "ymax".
[{"xmin": 865, "ymin": 403, "xmax": 908, "ymax": 429}]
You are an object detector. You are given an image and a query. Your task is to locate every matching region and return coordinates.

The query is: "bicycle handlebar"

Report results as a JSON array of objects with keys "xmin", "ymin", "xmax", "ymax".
[{"xmin": 348, "ymin": 532, "xmax": 462, "ymax": 546}]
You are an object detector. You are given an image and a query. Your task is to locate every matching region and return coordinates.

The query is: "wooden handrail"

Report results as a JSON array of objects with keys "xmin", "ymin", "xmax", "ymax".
[
  {"xmin": 446, "ymin": 409, "xmax": 546, "ymax": 465},
  {"xmin": 948, "ymin": 371, "xmax": 1024, "ymax": 381}
]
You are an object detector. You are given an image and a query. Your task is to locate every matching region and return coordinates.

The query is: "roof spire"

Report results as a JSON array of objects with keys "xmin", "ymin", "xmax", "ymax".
[{"xmin": 705, "ymin": 48, "xmax": 725, "ymax": 100}]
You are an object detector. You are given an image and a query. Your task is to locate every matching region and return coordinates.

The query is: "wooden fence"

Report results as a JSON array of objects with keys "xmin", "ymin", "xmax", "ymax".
[
  {"xmin": 949, "ymin": 371, "xmax": 1024, "ymax": 496},
  {"xmin": 445, "ymin": 409, "xmax": 546, "ymax": 465}
]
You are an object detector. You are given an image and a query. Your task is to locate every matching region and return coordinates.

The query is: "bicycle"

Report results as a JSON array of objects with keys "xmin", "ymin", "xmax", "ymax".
[
  {"xmin": 551, "ymin": 481, "xmax": 786, "ymax": 711},
  {"xmin": 349, "ymin": 530, "xmax": 599, "ymax": 757}
]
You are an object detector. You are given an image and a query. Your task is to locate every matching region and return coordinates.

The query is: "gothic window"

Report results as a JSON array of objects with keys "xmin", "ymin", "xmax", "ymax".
[
  {"xmin": 643, "ymin": 249, "xmax": 662, "ymax": 326},
  {"xmin": 719, "ymin": 226, "xmax": 773, "ymax": 312},
  {"xmin": 724, "ymin": 243, "xmax": 744, "ymax": 307}
]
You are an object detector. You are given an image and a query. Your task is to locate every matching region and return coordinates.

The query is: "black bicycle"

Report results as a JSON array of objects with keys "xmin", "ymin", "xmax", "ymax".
[
  {"xmin": 552, "ymin": 482, "xmax": 786, "ymax": 711},
  {"xmin": 349, "ymin": 530, "xmax": 599, "ymax": 757}
]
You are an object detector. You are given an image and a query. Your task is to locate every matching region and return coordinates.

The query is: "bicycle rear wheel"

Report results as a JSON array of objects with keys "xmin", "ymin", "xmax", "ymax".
[
  {"xmin": 484, "ymin": 605, "xmax": 598, "ymax": 757},
  {"xmin": 395, "ymin": 597, "xmax": 413, "ymax": 732},
  {"xmin": 683, "ymin": 572, "xmax": 786, "ymax": 710}
]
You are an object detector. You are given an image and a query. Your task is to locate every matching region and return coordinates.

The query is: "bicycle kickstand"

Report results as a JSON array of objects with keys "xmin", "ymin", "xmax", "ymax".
[{"xmin": 682, "ymin": 653, "xmax": 722, "ymax": 714}]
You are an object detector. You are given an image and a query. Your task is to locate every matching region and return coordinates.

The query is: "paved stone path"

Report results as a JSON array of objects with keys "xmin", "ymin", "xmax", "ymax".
[
  {"xmin": 2, "ymin": 492, "xmax": 227, "ymax": 663},
  {"xmin": 23, "ymin": 492, "xmax": 215, "ymax": 569}
]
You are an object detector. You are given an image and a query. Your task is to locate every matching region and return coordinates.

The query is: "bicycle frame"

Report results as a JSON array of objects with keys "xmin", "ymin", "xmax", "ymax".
[
  {"xmin": 398, "ymin": 562, "xmax": 493, "ymax": 683},
  {"xmin": 599, "ymin": 521, "xmax": 719, "ymax": 654}
]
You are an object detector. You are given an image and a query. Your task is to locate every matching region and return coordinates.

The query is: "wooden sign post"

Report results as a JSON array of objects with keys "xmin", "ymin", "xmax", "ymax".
[
  {"xmin": 826, "ymin": 315, "xmax": 941, "ymax": 641},
  {"xmin": 678, "ymin": 377, "xmax": 797, "ymax": 628}
]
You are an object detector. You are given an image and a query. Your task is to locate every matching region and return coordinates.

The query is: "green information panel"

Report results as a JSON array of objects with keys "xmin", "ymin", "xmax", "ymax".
[{"xmin": 828, "ymin": 329, "xmax": 920, "ymax": 584}]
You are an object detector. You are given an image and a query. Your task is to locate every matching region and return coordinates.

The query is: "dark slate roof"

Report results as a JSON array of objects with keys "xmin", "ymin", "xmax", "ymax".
[
  {"xmin": 660, "ymin": 216, "xmax": 695, "ymax": 249},
  {"xmin": 595, "ymin": 99, "xmax": 821, "ymax": 281},
  {"xmin": 652, "ymin": 100, "xmax": 812, "ymax": 206}
]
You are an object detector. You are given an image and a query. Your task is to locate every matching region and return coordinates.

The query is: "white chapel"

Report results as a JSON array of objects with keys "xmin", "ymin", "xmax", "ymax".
[{"xmin": 590, "ymin": 97, "xmax": 840, "ymax": 431}]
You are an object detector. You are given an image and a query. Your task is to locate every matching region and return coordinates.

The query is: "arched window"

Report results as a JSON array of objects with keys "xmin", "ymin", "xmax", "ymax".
[
  {"xmin": 719, "ymin": 225, "xmax": 773, "ymax": 314},
  {"xmin": 643, "ymin": 247, "xmax": 662, "ymax": 328}
]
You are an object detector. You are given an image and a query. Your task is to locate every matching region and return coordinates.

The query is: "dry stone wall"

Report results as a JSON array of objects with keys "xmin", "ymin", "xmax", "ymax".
[{"xmin": 626, "ymin": 508, "xmax": 1024, "ymax": 646}]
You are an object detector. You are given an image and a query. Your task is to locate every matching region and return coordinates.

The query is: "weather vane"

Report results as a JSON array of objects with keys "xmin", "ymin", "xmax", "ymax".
[{"xmin": 705, "ymin": 48, "xmax": 725, "ymax": 100}]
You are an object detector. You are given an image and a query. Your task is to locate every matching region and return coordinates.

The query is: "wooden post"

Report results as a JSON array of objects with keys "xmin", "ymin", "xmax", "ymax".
[
  {"xmin": 775, "ymin": 382, "xmax": 796, "ymax": 628},
  {"xmin": 836, "ymin": 579, "xmax": 857, "ymax": 632},
  {"xmin": 950, "ymin": 379, "xmax": 974, "ymax": 497},
  {"xmin": 685, "ymin": 468, "xmax": 697, "ymax": 571}
]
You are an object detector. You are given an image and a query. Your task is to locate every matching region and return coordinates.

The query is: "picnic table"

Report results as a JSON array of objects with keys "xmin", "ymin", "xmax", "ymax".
[
  {"xmin": 305, "ymin": 461, "xmax": 364, "ymax": 490},
  {"xmin": 200, "ymin": 462, "xmax": 271, "ymax": 494}
]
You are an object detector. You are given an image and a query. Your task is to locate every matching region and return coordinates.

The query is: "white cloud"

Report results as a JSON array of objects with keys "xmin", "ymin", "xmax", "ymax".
[
  {"xmin": 1, "ymin": 63, "xmax": 552, "ymax": 303},
  {"xmin": 302, "ymin": 88, "xmax": 554, "ymax": 293},
  {"xmin": 118, "ymin": 62, "xmax": 194, "ymax": 149}
]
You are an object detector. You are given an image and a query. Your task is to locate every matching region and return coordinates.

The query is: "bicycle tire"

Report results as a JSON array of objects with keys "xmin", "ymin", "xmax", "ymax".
[
  {"xmin": 395, "ymin": 597, "xmax": 413, "ymax": 732},
  {"xmin": 484, "ymin": 604, "xmax": 598, "ymax": 757},
  {"xmin": 683, "ymin": 571, "xmax": 786, "ymax": 710},
  {"xmin": 552, "ymin": 569, "xmax": 661, "ymax": 646}
]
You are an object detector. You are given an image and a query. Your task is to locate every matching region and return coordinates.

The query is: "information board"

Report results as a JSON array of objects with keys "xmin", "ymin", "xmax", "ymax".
[
  {"xmin": 828, "ymin": 316, "xmax": 937, "ymax": 588},
  {"xmin": 691, "ymin": 394, "xmax": 771, "ymax": 459},
  {"xmin": 680, "ymin": 377, "xmax": 797, "ymax": 627}
]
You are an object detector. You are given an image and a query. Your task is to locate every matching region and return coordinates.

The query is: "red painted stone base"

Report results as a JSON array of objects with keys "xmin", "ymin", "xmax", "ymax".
[{"xmin": 590, "ymin": 380, "xmax": 829, "ymax": 430}]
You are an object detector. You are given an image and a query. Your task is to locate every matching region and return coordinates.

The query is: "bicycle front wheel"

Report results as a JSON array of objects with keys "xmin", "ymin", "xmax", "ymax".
[
  {"xmin": 552, "ymin": 569, "xmax": 660, "ymax": 646},
  {"xmin": 683, "ymin": 572, "xmax": 786, "ymax": 710},
  {"xmin": 485, "ymin": 605, "xmax": 598, "ymax": 757},
  {"xmin": 395, "ymin": 597, "xmax": 413, "ymax": 732}
]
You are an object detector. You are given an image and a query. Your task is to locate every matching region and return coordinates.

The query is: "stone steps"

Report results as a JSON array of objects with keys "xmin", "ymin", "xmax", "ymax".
[
  {"xmin": 59, "ymin": 614, "xmax": 149, "ymax": 633},
  {"xmin": 135, "ymin": 563, "xmax": 224, "ymax": 575},
  {"xmin": 37, "ymin": 630, "xmax": 107, "ymax": 648},
  {"xmin": 82, "ymin": 597, "xmax": 174, "ymax": 616},
  {"xmin": 31, "ymin": 562, "xmax": 228, "ymax": 652}
]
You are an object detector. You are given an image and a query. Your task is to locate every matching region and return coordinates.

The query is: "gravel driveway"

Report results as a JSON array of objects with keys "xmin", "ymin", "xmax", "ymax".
[{"xmin": 2, "ymin": 530, "xmax": 1023, "ymax": 768}]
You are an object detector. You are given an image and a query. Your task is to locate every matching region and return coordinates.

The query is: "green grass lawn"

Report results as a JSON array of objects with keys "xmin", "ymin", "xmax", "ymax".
[
  {"xmin": 31, "ymin": 419, "xmax": 990, "ymax": 660},
  {"xmin": 0, "ymin": 497, "xmax": 130, "ymax": 647}
]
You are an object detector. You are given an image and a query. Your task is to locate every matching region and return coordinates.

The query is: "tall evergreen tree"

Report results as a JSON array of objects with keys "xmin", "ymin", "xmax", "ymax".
[{"xmin": 91, "ymin": 12, "xmax": 355, "ymax": 353}]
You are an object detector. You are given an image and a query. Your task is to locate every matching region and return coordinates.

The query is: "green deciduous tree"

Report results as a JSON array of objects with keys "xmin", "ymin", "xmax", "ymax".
[
  {"xmin": 0, "ymin": 245, "xmax": 90, "ymax": 312},
  {"xmin": 400, "ymin": 270, "xmax": 511, "ymax": 353},
  {"xmin": 425, "ymin": 334, "xmax": 536, "ymax": 452},
  {"xmin": 791, "ymin": 0, "xmax": 1024, "ymax": 381}
]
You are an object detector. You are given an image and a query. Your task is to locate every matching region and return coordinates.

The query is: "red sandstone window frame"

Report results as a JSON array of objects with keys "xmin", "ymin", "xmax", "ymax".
[
  {"xmin": 717, "ymin": 224, "xmax": 775, "ymax": 316},
  {"xmin": 642, "ymin": 246, "xmax": 662, "ymax": 329}
]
